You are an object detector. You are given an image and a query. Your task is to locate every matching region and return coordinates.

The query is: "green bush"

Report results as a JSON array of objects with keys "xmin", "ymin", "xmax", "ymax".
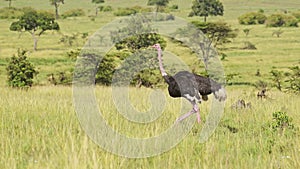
[
  {"xmin": 266, "ymin": 14, "xmax": 298, "ymax": 27},
  {"xmin": 6, "ymin": 49, "xmax": 38, "ymax": 88},
  {"xmin": 98, "ymin": 5, "xmax": 113, "ymax": 12},
  {"xmin": 113, "ymin": 6, "xmax": 152, "ymax": 16},
  {"xmin": 284, "ymin": 15, "xmax": 299, "ymax": 27},
  {"xmin": 96, "ymin": 52, "xmax": 129, "ymax": 85},
  {"xmin": 66, "ymin": 48, "xmax": 81, "ymax": 60},
  {"xmin": 270, "ymin": 111, "xmax": 295, "ymax": 133},
  {"xmin": 111, "ymin": 50, "xmax": 163, "ymax": 88},
  {"xmin": 169, "ymin": 4, "xmax": 179, "ymax": 10},
  {"xmin": 48, "ymin": 71, "xmax": 72, "ymax": 85},
  {"xmin": 238, "ymin": 12, "xmax": 267, "ymax": 25},
  {"xmin": 292, "ymin": 11, "xmax": 300, "ymax": 21},
  {"xmin": 131, "ymin": 5, "xmax": 152, "ymax": 13},
  {"xmin": 61, "ymin": 9, "xmax": 85, "ymax": 18},
  {"xmin": 113, "ymin": 8, "xmax": 136, "ymax": 16}
]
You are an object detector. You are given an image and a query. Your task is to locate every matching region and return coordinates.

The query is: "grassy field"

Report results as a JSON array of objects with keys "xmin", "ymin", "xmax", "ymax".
[
  {"xmin": 0, "ymin": 0, "xmax": 300, "ymax": 168},
  {"xmin": 1, "ymin": 86, "xmax": 299, "ymax": 168}
]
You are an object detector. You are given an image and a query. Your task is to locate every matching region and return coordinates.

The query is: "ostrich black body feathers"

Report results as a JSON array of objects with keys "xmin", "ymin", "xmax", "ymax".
[{"xmin": 162, "ymin": 71, "xmax": 225, "ymax": 103}]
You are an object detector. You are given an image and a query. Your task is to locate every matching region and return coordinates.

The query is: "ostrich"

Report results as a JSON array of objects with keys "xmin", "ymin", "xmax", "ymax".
[{"xmin": 152, "ymin": 44, "xmax": 227, "ymax": 123}]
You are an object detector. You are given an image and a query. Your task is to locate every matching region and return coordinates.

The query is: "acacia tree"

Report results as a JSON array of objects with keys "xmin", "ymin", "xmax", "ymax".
[
  {"xmin": 50, "ymin": 0, "xmax": 64, "ymax": 19},
  {"xmin": 91, "ymin": 0, "xmax": 104, "ymax": 16},
  {"xmin": 147, "ymin": 0, "xmax": 169, "ymax": 12},
  {"xmin": 191, "ymin": 21, "xmax": 238, "ymax": 48},
  {"xmin": 10, "ymin": 10, "xmax": 60, "ymax": 51},
  {"xmin": 97, "ymin": 15, "xmax": 167, "ymax": 87},
  {"xmin": 189, "ymin": 0, "xmax": 224, "ymax": 22}
]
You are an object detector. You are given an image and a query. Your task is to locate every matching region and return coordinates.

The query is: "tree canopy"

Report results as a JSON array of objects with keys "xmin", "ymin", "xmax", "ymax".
[
  {"xmin": 147, "ymin": 0, "xmax": 169, "ymax": 12},
  {"xmin": 95, "ymin": 15, "xmax": 167, "ymax": 87},
  {"xmin": 10, "ymin": 9, "xmax": 60, "ymax": 50},
  {"xmin": 189, "ymin": 0, "xmax": 224, "ymax": 22},
  {"xmin": 191, "ymin": 21, "xmax": 238, "ymax": 47}
]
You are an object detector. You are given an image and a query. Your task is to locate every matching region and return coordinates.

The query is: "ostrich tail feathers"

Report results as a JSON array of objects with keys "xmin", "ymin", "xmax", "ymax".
[{"xmin": 214, "ymin": 86, "xmax": 227, "ymax": 102}]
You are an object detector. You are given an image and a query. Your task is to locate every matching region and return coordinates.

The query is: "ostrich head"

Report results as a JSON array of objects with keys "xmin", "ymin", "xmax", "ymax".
[{"xmin": 152, "ymin": 44, "xmax": 161, "ymax": 50}]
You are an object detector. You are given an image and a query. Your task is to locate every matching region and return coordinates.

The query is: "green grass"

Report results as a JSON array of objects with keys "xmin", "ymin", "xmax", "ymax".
[
  {"xmin": 0, "ymin": 86, "xmax": 299, "ymax": 168},
  {"xmin": 0, "ymin": 0, "xmax": 300, "ymax": 168}
]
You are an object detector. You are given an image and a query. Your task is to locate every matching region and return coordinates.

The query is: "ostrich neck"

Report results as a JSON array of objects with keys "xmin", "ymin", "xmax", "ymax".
[{"xmin": 157, "ymin": 48, "xmax": 167, "ymax": 76}]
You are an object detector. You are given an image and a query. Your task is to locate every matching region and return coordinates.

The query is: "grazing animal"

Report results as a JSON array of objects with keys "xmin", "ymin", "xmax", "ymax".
[
  {"xmin": 246, "ymin": 102, "xmax": 252, "ymax": 108},
  {"xmin": 231, "ymin": 99, "xmax": 251, "ymax": 109},
  {"xmin": 152, "ymin": 44, "xmax": 227, "ymax": 123},
  {"xmin": 48, "ymin": 73, "xmax": 57, "ymax": 85},
  {"xmin": 257, "ymin": 89, "xmax": 266, "ymax": 99}
]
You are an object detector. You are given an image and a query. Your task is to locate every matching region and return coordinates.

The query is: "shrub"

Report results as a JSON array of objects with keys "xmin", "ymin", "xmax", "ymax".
[
  {"xmin": 266, "ymin": 14, "xmax": 298, "ymax": 27},
  {"xmin": 61, "ymin": 9, "xmax": 85, "ymax": 18},
  {"xmin": 6, "ymin": 49, "xmax": 38, "ymax": 88},
  {"xmin": 113, "ymin": 8, "xmax": 136, "ymax": 16},
  {"xmin": 66, "ymin": 48, "xmax": 81, "ymax": 60},
  {"xmin": 270, "ymin": 111, "xmax": 295, "ymax": 133},
  {"xmin": 48, "ymin": 71, "xmax": 72, "ymax": 85},
  {"xmin": 131, "ymin": 5, "xmax": 152, "ymax": 13},
  {"xmin": 169, "ymin": 4, "xmax": 179, "ymax": 10},
  {"xmin": 292, "ymin": 11, "xmax": 300, "ymax": 21},
  {"xmin": 111, "ymin": 50, "xmax": 162, "ymax": 88},
  {"xmin": 238, "ymin": 12, "xmax": 267, "ymax": 25},
  {"xmin": 96, "ymin": 52, "xmax": 128, "ymax": 85},
  {"xmin": 113, "ymin": 6, "xmax": 151, "ymax": 16},
  {"xmin": 284, "ymin": 15, "xmax": 299, "ymax": 27},
  {"xmin": 98, "ymin": 5, "xmax": 113, "ymax": 12}
]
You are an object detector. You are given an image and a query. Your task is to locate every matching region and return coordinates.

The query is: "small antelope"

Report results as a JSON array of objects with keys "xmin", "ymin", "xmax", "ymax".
[{"xmin": 257, "ymin": 89, "xmax": 266, "ymax": 99}]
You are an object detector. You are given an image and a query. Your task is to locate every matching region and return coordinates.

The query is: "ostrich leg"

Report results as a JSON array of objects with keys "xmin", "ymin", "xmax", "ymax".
[{"xmin": 176, "ymin": 103, "xmax": 201, "ymax": 123}]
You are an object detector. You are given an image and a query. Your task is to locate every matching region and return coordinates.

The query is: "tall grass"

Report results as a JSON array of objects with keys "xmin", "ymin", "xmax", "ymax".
[
  {"xmin": 0, "ymin": 0, "xmax": 300, "ymax": 168},
  {"xmin": 0, "ymin": 86, "xmax": 299, "ymax": 168}
]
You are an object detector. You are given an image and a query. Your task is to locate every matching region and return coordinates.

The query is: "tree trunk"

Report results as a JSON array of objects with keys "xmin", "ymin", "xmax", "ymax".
[
  {"xmin": 277, "ymin": 81, "xmax": 282, "ymax": 91},
  {"xmin": 55, "ymin": 3, "xmax": 59, "ymax": 19},
  {"xmin": 204, "ymin": 16, "xmax": 207, "ymax": 22},
  {"xmin": 31, "ymin": 33, "xmax": 38, "ymax": 51},
  {"xmin": 8, "ymin": 0, "xmax": 12, "ymax": 8}
]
